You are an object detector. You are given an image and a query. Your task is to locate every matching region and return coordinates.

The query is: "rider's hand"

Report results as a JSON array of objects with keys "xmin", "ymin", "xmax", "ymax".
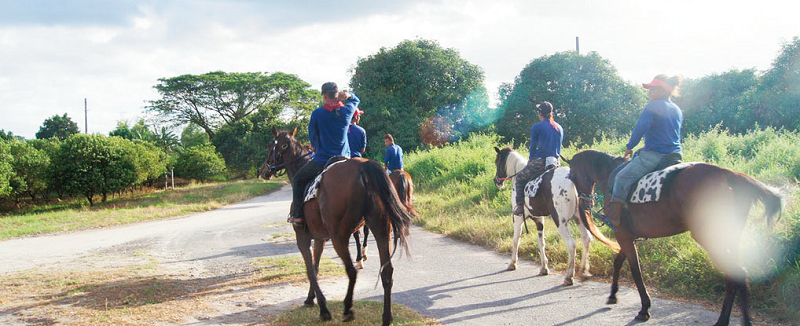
[
  {"xmin": 337, "ymin": 91, "xmax": 349, "ymax": 101},
  {"xmin": 623, "ymin": 149, "xmax": 633, "ymax": 159}
]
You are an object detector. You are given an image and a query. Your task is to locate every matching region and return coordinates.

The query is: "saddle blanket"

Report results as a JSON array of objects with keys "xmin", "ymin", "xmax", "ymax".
[
  {"xmin": 304, "ymin": 160, "xmax": 347, "ymax": 203},
  {"xmin": 523, "ymin": 168, "xmax": 553, "ymax": 198},
  {"xmin": 629, "ymin": 162, "xmax": 698, "ymax": 203}
]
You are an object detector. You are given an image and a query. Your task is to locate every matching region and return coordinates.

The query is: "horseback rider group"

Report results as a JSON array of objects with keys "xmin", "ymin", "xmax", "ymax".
[{"xmin": 289, "ymin": 82, "xmax": 405, "ymax": 227}]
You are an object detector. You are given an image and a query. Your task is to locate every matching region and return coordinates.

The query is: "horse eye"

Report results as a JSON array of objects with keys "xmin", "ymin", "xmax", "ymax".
[{"xmin": 281, "ymin": 144, "xmax": 288, "ymax": 149}]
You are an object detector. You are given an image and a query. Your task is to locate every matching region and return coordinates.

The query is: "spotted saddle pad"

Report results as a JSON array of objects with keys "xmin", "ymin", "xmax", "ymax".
[
  {"xmin": 523, "ymin": 168, "xmax": 555, "ymax": 198},
  {"xmin": 628, "ymin": 162, "xmax": 698, "ymax": 203},
  {"xmin": 304, "ymin": 160, "xmax": 347, "ymax": 203}
]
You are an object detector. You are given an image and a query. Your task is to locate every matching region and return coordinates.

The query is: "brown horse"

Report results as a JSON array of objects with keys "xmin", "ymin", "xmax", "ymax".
[
  {"xmin": 565, "ymin": 149, "xmax": 782, "ymax": 325},
  {"xmin": 354, "ymin": 169, "xmax": 417, "ymax": 268},
  {"xmin": 265, "ymin": 127, "xmax": 414, "ymax": 325}
]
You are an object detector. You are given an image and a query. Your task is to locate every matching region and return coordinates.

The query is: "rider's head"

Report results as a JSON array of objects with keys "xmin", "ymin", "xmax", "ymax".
[
  {"xmin": 384, "ymin": 133, "xmax": 394, "ymax": 147},
  {"xmin": 321, "ymin": 82, "xmax": 338, "ymax": 101},
  {"xmin": 643, "ymin": 74, "xmax": 681, "ymax": 101},
  {"xmin": 536, "ymin": 101, "xmax": 554, "ymax": 121}
]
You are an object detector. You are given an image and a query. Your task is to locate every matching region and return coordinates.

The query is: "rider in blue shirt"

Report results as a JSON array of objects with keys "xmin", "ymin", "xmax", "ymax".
[
  {"xmin": 383, "ymin": 133, "xmax": 403, "ymax": 172},
  {"xmin": 347, "ymin": 109, "xmax": 366, "ymax": 158},
  {"xmin": 513, "ymin": 101, "xmax": 563, "ymax": 216},
  {"xmin": 606, "ymin": 74, "xmax": 683, "ymax": 227},
  {"xmin": 289, "ymin": 82, "xmax": 360, "ymax": 226}
]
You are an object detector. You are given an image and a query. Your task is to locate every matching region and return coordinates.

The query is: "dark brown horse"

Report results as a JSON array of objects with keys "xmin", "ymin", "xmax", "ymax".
[
  {"xmin": 264, "ymin": 127, "xmax": 414, "ymax": 325},
  {"xmin": 353, "ymin": 169, "xmax": 417, "ymax": 269},
  {"xmin": 565, "ymin": 149, "xmax": 782, "ymax": 326}
]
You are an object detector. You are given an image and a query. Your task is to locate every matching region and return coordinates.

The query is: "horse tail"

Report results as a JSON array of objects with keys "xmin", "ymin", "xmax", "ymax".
[
  {"xmin": 361, "ymin": 160, "xmax": 413, "ymax": 256},
  {"xmin": 394, "ymin": 172, "xmax": 419, "ymax": 217},
  {"xmin": 726, "ymin": 171, "xmax": 783, "ymax": 226},
  {"xmin": 578, "ymin": 202, "xmax": 621, "ymax": 252}
]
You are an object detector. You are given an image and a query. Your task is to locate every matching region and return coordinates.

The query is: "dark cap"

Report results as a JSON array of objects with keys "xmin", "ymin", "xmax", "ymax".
[{"xmin": 536, "ymin": 101, "xmax": 553, "ymax": 115}]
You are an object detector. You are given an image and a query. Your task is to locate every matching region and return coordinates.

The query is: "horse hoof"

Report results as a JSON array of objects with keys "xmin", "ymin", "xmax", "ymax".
[
  {"xmin": 606, "ymin": 297, "xmax": 617, "ymax": 305},
  {"xmin": 343, "ymin": 311, "xmax": 355, "ymax": 322},
  {"xmin": 563, "ymin": 278, "xmax": 573, "ymax": 286},
  {"xmin": 362, "ymin": 254, "xmax": 367, "ymax": 261},
  {"xmin": 507, "ymin": 263, "xmax": 517, "ymax": 271},
  {"xmin": 303, "ymin": 300, "xmax": 315, "ymax": 307},
  {"xmin": 635, "ymin": 311, "xmax": 650, "ymax": 321},
  {"xmin": 582, "ymin": 272, "xmax": 593, "ymax": 279},
  {"xmin": 539, "ymin": 268, "xmax": 549, "ymax": 275},
  {"xmin": 355, "ymin": 261, "xmax": 363, "ymax": 270},
  {"xmin": 320, "ymin": 311, "xmax": 332, "ymax": 321}
]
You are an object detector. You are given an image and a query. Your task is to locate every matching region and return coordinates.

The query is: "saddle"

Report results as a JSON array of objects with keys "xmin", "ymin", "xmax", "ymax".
[
  {"xmin": 304, "ymin": 156, "xmax": 348, "ymax": 203},
  {"xmin": 608, "ymin": 152, "xmax": 684, "ymax": 203}
]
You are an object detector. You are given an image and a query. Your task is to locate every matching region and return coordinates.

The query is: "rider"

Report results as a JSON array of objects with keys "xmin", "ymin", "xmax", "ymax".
[
  {"xmin": 606, "ymin": 74, "xmax": 683, "ymax": 227},
  {"xmin": 348, "ymin": 108, "xmax": 366, "ymax": 158},
  {"xmin": 383, "ymin": 133, "xmax": 403, "ymax": 174},
  {"xmin": 513, "ymin": 101, "xmax": 563, "ymax": 216},
  {"xmin": 289, "ymin": 82, "xmax": 360, "ymax": 227}
]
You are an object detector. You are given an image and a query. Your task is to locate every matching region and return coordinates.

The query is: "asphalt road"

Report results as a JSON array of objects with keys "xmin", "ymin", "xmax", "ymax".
[{"xmin": 0, "ymin": 185, "xmax": 742, "ymax": 325}]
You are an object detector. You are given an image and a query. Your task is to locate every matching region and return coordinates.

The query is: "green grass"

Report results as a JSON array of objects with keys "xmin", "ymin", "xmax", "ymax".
[
  {"xmin": 406, "ymin": 131, "xmax": 800, "ymax": 324},
  {"xmin": 252, "ymin": 256, "xmax": 344, "ymax": 283},
  {"xmin": 0, "ymin": 179, "xmax": 282, "ymax": 240},
  {"xmin": 272, "ymin": 300, "xmax": 439, "ymax": 326}
]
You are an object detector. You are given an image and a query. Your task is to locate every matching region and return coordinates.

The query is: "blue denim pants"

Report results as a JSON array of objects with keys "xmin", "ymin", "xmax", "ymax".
[{"xmin": 611, "ymin": 150, "xmax": 666, "ymax": 203}]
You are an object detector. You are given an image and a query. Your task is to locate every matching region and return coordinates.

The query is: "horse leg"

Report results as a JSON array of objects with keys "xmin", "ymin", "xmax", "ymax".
[
  {"xmin": 737, "ymin": 274, "xmax": 753, "ymax": 326},
  {"xmin": 714, "ymin": 276, "xmax": 738, "ymax": 326},
  {"xmin": 368, "ymin": 218, "xmax": 394, "ymax": 326},
  {"xmin": 534, "ymin": 217, "xmax": 549, "ymax": 275},
  {"xmin": 577, "ymin": 222, "xmax": 593, "ymax": 278},
  {"xmin": 353, "ymin": 230, "xmax": 364, "ymax": 269},
  {"xmin": 304, "ymin": 238, "xmax": 326, "ymax": 306},
  {"xmin": 296, "ymin": 233, "xmax": 330, "ymax": 321},
  {"xmin": 621, "ymin": 238, "xmax": 651, "ymax": 321},
  {"xmin": 607, "ymin": 252, "xmax": 626, "ymax": 304},
  {"xmin": 507, "ymin": 213, "xmax": 525, "ymax": 271},
  {"xmin": 363, "ymin": 226, "xmax": 369, "ymax": 261},
  {"xmin": 556, "ymin": 221, "xmax": 577, "ymax": 286},
  {"xmin": 332, "ymin": 235, "xmax": 358, "ymax": 322}
]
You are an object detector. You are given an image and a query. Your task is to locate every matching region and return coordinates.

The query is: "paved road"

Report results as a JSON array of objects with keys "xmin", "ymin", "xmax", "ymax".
[{"xmin": 0, "ymin": 185, "xmax": 741, "ymax": 325}]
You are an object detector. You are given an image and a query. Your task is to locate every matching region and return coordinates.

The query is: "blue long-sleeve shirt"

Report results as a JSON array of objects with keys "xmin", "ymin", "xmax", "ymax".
[
  {"xmin": 626, "ymin": 99, "xmax": 683, "ymax": 153},
  {"xmin": 309, "ymin": 93, "xmax": 360, "ymax": 164},
  {"xmin": 529, "ymin": 120, "xmax": 563, "ymax": 160},
  {"xmin": 347, "ymin": 124, "xmax": 367, "ymax": 157},
  {"xmin": 384, "ymin": 144, "xmax": 403, "ymax": 170}
]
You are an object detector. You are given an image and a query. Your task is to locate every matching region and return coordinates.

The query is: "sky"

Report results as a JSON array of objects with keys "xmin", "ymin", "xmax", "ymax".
[{"xmin": 1, "ymin": 0, "xmax": 798, "ymax": 139}]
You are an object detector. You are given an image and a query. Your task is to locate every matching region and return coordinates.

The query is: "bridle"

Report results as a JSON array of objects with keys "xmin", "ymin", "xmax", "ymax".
[{"xmin": 266, "ymin": 138, "xmax": 311, "ymax": 177}]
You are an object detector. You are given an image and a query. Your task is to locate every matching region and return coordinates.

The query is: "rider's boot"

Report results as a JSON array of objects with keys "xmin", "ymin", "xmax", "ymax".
[{"xmin": 605, "ymin": 200, "xmax": 627, "ymax": 228}]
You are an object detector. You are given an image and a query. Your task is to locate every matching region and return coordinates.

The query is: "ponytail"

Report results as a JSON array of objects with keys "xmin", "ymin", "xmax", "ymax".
[{"xmin": 536, "ymin": 101, "xmax": 558, "ymax": 130}]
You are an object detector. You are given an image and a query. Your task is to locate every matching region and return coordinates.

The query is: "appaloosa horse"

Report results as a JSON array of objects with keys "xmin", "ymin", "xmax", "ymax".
[
  {"xmin": 264, "ymin": 127, "xmax": 413, "ymax": 325},
  {"xmin": 494, "ymin": 147, "xmax": 615, "ymax": 285},
  {"xmin": 566, "ymin": 149, "xmax": 782, "ymax": 325}
]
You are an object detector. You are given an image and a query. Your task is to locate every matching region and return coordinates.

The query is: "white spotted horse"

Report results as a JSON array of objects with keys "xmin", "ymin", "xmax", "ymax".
[
  {"xmin": 265, "ymin": 127, "xmax": 413, "ymax": 325},
  {"xmin": 566, "ymin": 149, "xmax": 782, "ymax": 325},
  {"xmin": 493, "ymin": 147, "xmax": 616, "ymax": 285}
]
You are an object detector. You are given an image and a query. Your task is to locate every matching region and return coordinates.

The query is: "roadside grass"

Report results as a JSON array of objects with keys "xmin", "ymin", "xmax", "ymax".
[
  {"xmin": 272, "ymin": 300, "xmax": 440, "ymax": 326},
  {"xmin": 406, "ymin": 131, "xmax": 800, "ymax": 324},
  {"xmin": 252, "ymin": 255, "xmax": 343, "ymax": 284},
  {"xmin": 0, "ymin": 179, "xmax": 282, "ymax": 240}
]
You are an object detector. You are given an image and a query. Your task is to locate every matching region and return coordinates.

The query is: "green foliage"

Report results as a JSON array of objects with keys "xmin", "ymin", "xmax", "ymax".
[
  {"xmin": 174, "ymin": 144, "xmax": 226, "ymax": 181},
  {"xmin": 677, "ymin": 69, "xmax": 759, "ymax": 135},
  {"xmin": 129, "ymin": 140, "xmax": 168, "ymax": 186},
  {"xmin": 35, "ymin": 113, "xmax": 80, "ymax": 140},
  {"xmin": 350, "ymin": 39, "xmax": 487, "ymax": 154},
  {"xmin": 180, "ymin": 123, "xmax": 210, "ymax": 149},
  {"xmin": 756, "ymin": 36, "xmax": 800, "ymax": 131},
  {"xmin": 5, "ymin": 139, "xmax": 49, "ymax": 201},
  {"xmin": 147, "ymin": 71, "xmax": 317, "ymax": 139},
  {"xmin": 0, "ymin": 140, "xmax": 13, "ymax": 197},
  {"xmin": 47, "ymin": 134, "xmax": 138, "ymax": 206},
  {"xmin": 495, "ymin": 51, "xmax": 645, "ymax": 146}
]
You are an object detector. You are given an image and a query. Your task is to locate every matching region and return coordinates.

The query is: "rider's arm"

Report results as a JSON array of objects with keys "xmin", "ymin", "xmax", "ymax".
[
  {"xmin": 309, "ymin": 110, "xmax": 320, "ymax": 151},
  {"xmin": 626, "ymin": 104, "xmax": 655, "ymax": 150},
  {"xmin": 340, "ymin": 92, "xmax": 360, "ymax": 119},
  {"xmin": 529, "ymin": 123, "xmax": 539, "ymax": 158}
]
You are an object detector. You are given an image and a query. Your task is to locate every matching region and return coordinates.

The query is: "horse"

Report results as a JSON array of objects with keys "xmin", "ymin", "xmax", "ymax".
[
  {"xmin": 565, "ymin": 149, "xmax": 782, "ymax": 325},
  {"xmin": 265, "ymin": 127, "xmax": 414, "ymax": 325},
  {"xmin": 353, "ymin": 169, "xmax": 417, "ymax": 269},
  {"xmin": 493, "ymin": 147, "xmax": 613, "ymax": 285}
]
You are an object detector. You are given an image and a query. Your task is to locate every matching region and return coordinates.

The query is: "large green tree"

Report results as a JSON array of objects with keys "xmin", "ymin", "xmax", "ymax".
[
  {"xmin": 0, "ymin": 140, "xmax": 13, "ymax": 197},
  {"xmin": 677, "ymin": 69, "xmax": 760, "ymax": 135},
  {"xmin": 755, "ymin": 36, "xmax": 800, "ymax": 130},
  {"xmin": 350, "ymin": 39, "xmax": 487, "ymax": 154},
  {"xmin": 6, "ymin": 139, "xmax": 49, "ymax": 202},
  {"xmin": 36, "ymin": 113, "xmax": 80, "ymax": 140},
  {"xmin": 174, "ymin": 144, "xmax": 226, "ymax": 181},
  {"xmin": 496, "ymin": 51, "xmax": 645, "ymax": 146},
  {"xmin": 146, "ymin": 71, "xmax": 318, "ymax": 139}
]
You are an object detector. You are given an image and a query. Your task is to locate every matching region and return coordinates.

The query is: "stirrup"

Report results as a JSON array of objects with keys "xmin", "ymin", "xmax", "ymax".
[
  {"xmin": 593, "ymin": 212, "xmax": 617, "ymax": 231},
  {"xmin": 288, "ymin": 216, "xmax": 304, "ymax": 227}
]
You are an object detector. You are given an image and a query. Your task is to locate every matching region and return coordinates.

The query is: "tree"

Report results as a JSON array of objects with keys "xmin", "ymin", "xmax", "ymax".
[
  {"xmin": 147, "ymin": 71, "xmax": 318, "ymax": 139},
  {"xmin": 677, "ymin": 70, "xmax": 759, "ymax": 135},
  {"xmin": 129, "ymin": 140, "xmax": 168, "ymax": 187},
  {"xmin": 48, "ymin": 134, "xmax": 137, "ymax": 206},
  {"xmin": 0, "ymin": 140, "xmax": 13, "ymax": 197},
  {"xmin": 180, "ymin": 123, "xmax": 210, "ymax": 149},
  {"xmin": 495, "ymin": 51, "xmax": 646, "ymax": 146},
  {"xmin": 754, "ymin": 36, "xmax": 800, "ymax": 130},
  {"xmin": 6, "ymin": 139, "xmax": 49, "ymax": 202},
  {"xmin": 350, "ymin": 39, "xmax": 487, "ymax": 154},
  {"xmin": 0, "ymin": 129, "xmax": 22, "ymax": 141},
  {"xmin": 174, "ymin": 144, "xmax": 226, "ymax": 181},
  {"xmin": 35, "ymin": 113, "xmax": 80, "ymax": 140}
]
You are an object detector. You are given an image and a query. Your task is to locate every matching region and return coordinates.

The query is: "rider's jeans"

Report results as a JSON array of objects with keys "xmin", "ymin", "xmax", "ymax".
[{"xmin": 611, "ymin": 150, "xmax": 665, "ymax": 203}]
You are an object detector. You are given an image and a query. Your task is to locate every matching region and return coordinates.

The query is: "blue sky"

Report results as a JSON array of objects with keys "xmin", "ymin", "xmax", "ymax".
[{"xmin": 1, "ymin": 0, "xmax": 798, "ymax": 138}]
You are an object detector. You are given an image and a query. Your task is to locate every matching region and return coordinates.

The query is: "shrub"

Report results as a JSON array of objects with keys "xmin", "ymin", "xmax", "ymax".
[{"xmin": 174, "ymin": 144, "xmax": 226, "ymax": 182}]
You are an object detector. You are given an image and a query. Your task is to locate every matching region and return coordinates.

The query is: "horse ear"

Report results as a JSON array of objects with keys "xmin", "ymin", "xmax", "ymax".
[
  {"xmin": 494, "ymin": 146, "xmax": 500, "ymax": 153},
  {"xmin": 291, "ymin": 126, "xmax": 298, "ymax": 137},
  {"xmin": 271, "ymin": 126, "xmax": 278, "ymax": 137}
]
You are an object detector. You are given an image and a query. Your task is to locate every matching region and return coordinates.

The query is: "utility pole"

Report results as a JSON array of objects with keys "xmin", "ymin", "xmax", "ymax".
[
  {"xmin": 84, "ymin": 98, "xmax": 88, "ymax": 134},
  {"xmin": 576, "ymin": 36, "xmax": 580, "ymax": 54}
]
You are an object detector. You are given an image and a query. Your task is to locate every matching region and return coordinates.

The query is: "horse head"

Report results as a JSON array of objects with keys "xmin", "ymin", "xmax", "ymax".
[
  {"xmin": 493, "ymin": 146, "xmax": 524, "ymax": 188},
  {"xmin": 262, "ymin": 126, "xmax": 303, "ymax": 178}
]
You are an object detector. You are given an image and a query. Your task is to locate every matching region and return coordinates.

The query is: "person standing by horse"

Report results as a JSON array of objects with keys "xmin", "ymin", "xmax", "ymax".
[
  {"xmin": 383, "ymin": 133, "xmax": 404, "ymax": 174},
  {"xmin": 288, "ymin": 82, "xmax": 360, "ymax": 227},
  {"xmin": 347, "ymin": 108, "xmax": 366, "ymax": 158},
  {"xmin": 606, "ymin": 74, "xmax": 683, "ymax": 227},
  {"xmin": 513, "ymin": 101, "xmax": 563, "ymax": 216}
]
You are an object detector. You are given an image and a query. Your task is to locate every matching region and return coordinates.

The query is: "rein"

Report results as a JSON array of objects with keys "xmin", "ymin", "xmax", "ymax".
[{"xmin": 268, "ymin": 151, "xmax": 312, "ymax": 176}]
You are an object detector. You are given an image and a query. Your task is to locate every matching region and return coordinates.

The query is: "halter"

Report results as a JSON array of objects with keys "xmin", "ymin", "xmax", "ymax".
[{"xmin": 266, "ymin": 138, "xmax": 311, "ymax": 177}]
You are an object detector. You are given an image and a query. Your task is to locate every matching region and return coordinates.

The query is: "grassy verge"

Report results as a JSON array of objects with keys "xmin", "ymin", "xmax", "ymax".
[
  {"xmin": 407, "ymin": 131, "xmax": 800, "ymax": 324},
  {"xmin": 273, "ymin": 300, "xmax": 440, "ymax": 326},
  {"xmin": 0, "ymin": 179, "xmax": 282, "ymax": 240}
]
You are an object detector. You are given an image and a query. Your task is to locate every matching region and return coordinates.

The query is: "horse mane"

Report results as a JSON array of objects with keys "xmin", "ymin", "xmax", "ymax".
[
  {"xmin": 571, "ymin": 149, "xmax": 625, "ymax": 178},
  {"xmin": 498, "ymin": 147, "xmax": 526, "ymax": 176}
]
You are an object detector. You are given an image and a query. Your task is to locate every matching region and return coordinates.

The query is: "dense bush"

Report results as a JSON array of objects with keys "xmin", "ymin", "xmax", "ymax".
[
  {"xmin": 0, "ymin": 140, "xmax": 13, "ymax": 197},
  {"xmin": 6, "ymin": 139, "xmax": 49, "ymax": 201},
  {"xmin": 174, "ymin": 144, "xmax": 226, "ymax": 181}
]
